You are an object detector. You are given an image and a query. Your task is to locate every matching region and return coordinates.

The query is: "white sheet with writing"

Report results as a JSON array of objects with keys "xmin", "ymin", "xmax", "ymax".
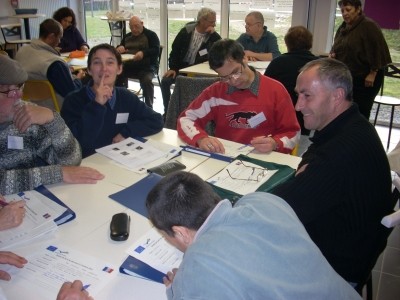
[{"xmin": 127, "ymin": 227, "xmax": 183, "ymax": 274}]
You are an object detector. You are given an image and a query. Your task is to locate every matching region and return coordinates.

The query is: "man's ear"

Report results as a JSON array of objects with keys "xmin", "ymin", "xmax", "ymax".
[
  {"xmin": 172, "ymin": 226, "xmax": 193, "ymax": 245},
  {"xmin": 333, "ymin": 87, "xmax": 346, "ymax": 105}
]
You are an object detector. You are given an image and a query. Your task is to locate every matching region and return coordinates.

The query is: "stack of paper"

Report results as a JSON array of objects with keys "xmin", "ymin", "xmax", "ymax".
[{"xmin": 0, "ymin": 186, "xmax": 75, "ymax": 250}]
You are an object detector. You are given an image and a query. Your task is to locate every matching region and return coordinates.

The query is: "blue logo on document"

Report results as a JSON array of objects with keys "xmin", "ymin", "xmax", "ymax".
[{"xmin": 134, "ymin": 246, "xmax": 145, "ymax": 253}]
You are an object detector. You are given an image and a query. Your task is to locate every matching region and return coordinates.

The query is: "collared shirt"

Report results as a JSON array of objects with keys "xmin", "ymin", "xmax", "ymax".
[
  {"xmin": 237, "ymin": 26, "xmax": 281, "ymax": 59},
  {"xmin": 227, "ymin": 67, "xmax": 260, "ymax": 96},
  {"xmin": 85, "ymin": 81, "xmax": 117, "ymax": 109}
]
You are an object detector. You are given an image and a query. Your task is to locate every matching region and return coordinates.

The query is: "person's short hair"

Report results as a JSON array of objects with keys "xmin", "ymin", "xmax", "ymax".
[
  {"xmin": 246, "ymin": 11, "xmax": 264, "ymax": 25},
  {"xmin": 209, "ymin": 39, "xmax": 245, "ymax": 70},
  {"xmin": 338, "ymin": 0, "xmax": 363, "ymax": 9},
  {"xmin": 39, "ymin": 19, "xmax": 62, "ymax": 38},
  {"xmin": 146, "ymin": 171, "xmax": 221, "ymax": 236},
  {"xmin": 284, "ymin": 26, "xmax": 313, "ymax": 52},
  {"xmin": 300, "ymin": 58, "xmax": 353, "ymax": 101},
  {"xmin": 196, "ymin": 7, "xmax": 216, "ymax": 24},
  {"xmin": 53, "ymin": 7, "xmax": 77, "ymax": 27},
  {"xmin": 87, "ymin": 43, "xmax": 122, "ymax": 67}
]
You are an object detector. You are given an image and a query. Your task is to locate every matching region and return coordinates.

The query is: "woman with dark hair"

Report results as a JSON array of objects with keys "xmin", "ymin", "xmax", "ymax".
[
  {"xmin": 60, "ymin": 44, "xmax": 163, "ymax": 158},
  {"xmin": 330, "ymin": 0, "xmax": 391, "ymax": 119},
  {"xmin": 53, "ymin": 7, "xmax": 89, "ymax": 53}
]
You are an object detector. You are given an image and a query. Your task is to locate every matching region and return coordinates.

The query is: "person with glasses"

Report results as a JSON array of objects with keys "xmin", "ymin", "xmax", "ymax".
[
  {"xmin": 53, "ymin": 7, "xmax": 90, "ymax": 54},
  {"xmin": 272, "ymin": 58, "xmax": 393, "ymax": 292},
  {"xmin": 144, "ymin": 171, "xmax": 361, "ymax": 300},
  {"xmin": 0, "ymin": 54, "xmax": 104, "ymax": 196},
  {"xmin": 15, "ymin": 19, "xmax": 84, "ymax": 110},
  {"xmin": 115, "ymin": 15, "xmax": 160, "ymax": 108},
  {"xmin": 177, "ymin": 39, "xmax": 300, "ymax": 154},
  {"xmin": 160, "ymin": 7, "xmax": 221, "ymax": 118},
  {"xmin": 237, "ymin": 11, "xmax": 281, "ymax": 62}
]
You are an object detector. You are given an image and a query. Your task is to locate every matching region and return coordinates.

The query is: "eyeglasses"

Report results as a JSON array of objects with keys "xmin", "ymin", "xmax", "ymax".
[
  {"xmin": 0, "ymin": 83, "xmax": 24, "ymax": 98},
  {"xmin": 219, "ymin": 65, "xmax": 243, "ymax": 82},
  {"xmin": 226, "ymin": 160, "xmax": 268, "ymax": 182},
  {"xmin": 245, "ymin": 22, "xmax": 261, "ymax": 28}
]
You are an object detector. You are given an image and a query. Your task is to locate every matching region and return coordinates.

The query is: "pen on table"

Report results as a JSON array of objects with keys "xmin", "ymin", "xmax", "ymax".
[
  {"xmin": 238, "ymin": 143, "xmax": 252, "ymax": 150},
  {"xmin": 81, "ymin": 284, "xmax": 91, "ymax": 291}
]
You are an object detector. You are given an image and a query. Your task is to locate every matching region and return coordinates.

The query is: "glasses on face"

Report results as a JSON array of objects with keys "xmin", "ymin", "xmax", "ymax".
[
  {"xmin": 219, "ymin": 65, "xmax": 243, "ymax": 83},
  {"xmin": 226, "ymin": 160, "xmax": 268, "ymax": 182},
  {"xmin": 245, "ymin": 22, "xmax": 261, "ymax": 28},
  {"xmin": 0, "ymin": 83, "xmax": 24, "ymax": 99}
]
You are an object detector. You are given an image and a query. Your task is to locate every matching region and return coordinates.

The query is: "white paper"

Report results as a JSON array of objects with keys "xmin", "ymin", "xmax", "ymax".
[
  {"xmin": 248, "ymin": 61, "xmax": 270, "ymax": 70},
  {"xmin": 207, "ymin": 159, "xmax": 277, "ymax": 195},
  {"xmin": 220, "ymin": 139, "xmax": 254, "ymax": 158},
  {"xmin": 0, "ymin": 191, "xmax": 66, "ymax": 250},
  {"xmin": 96, "ymin": 137, "xmax": 181, "ymax": 174},
  {"xmin": 16, "ymin": 243, "xmax": 116, "ymax": 298},
  {"xmin": 68, "ymin": 57, "xmax": 88, "ymax": 67},
  {"xmin": 127, "ymin": 228, "xmax": 182, "ymax": 274}
]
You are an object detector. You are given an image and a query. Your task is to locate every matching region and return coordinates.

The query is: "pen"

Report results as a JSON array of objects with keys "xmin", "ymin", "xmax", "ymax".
[
  {"xmin": 81, "ymin": 284, "xmax": 91, "ymax": 291},
  {"xmin": 238, "ymin": 144, "xmax": 252, "ymax": 150}
]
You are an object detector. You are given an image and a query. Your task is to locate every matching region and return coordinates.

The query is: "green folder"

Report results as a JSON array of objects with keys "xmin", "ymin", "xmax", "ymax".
[{"xmin": 207, "ymin": 154, "xmax": 295, "ymax": 204}]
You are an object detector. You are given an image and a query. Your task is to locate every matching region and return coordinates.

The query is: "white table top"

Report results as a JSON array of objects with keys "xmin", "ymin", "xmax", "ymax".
[
  {"xmin": 0, "ymin": 128, "xmax": 300, "ymax": 300},
  {"xmin": 179, "ymin": 61, "xmax": 270, "ymax": 77}
]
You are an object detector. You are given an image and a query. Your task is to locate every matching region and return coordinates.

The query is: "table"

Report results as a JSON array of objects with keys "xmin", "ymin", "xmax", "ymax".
[
  {"xmin": 62, "ymin": 53, "xmax": 135, "ymax": 72},
  {"xmin": 9, "ymin": 13, "xmax": 46, "ymax": 39},
  {"xmin": 179, "ymin": 61, "xmax": 270, "ymax": 77},
  {"xmin": 0, "ymin": 129, "xmax": 300, "ymax": 300}
]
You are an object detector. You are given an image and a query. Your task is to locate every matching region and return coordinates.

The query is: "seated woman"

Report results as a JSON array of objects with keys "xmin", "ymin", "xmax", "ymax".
[
  {"xmin": 53, "ymin": 7, "xmax": 89, "ymax": 53},
  {"xmin": 60, "ymin": 43, "xmax": 164, "ymax": 158}
]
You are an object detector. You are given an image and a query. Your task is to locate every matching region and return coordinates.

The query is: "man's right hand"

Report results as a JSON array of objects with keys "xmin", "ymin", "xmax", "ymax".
[
  {"xmin": 0, "ymin": 251, "xmax": 27, "ymax": 281},
  {"xmin": 116, "ymin": 45, "xmax": 126, "ymax": 54},
  {"xmin": 62, "ymin": 166, "xmax": 104, "ymax": 184},
  {"xmin": 163, "ymin": 70, "xmax": 176, "ymax": 79}
]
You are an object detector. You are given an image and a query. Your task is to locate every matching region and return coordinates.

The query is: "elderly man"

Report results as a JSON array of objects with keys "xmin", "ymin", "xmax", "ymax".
[
  {"xmin": 116, "ymin": 16, "xmax": 160, "ymax": 108},
  {"xmin": 237, "ymin": 11, "xmax": 280, "ymax": 61},
  {"xmin": 272, "ymin": 58, "xmax": 394, "ymax": 290},
  {"xmin": 0, "ymin": 54, "xmax": 104, "ymax": 195},
  {"xmin": 160, "ymin": 7, "xmax": 221, "ymax": 116},
  {"xmin": 145, "ymin": 171, "xmax": 361, "ymax": 300},
  {"xmin": 177, "ymin": 39, "xmax": 300, "ymax": 154},
  {"xmin": 15, "ymin": 18, "xmax": 84, "ymax": 109}
]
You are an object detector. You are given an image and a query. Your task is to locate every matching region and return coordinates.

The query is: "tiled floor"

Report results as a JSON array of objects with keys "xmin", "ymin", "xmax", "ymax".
[{"xmin": 139, "ymin": 81, "xmax": 400, "ymax": 300}]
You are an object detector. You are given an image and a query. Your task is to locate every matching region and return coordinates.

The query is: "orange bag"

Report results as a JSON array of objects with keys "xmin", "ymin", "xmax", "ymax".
[{"xmin": 69, "ymin": 50, "xmax": 86, "ymax": 58}]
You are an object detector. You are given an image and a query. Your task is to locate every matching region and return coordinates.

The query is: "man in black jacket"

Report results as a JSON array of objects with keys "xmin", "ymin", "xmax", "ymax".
[
  {"xmin": 116, "ymin": 16, "xmax": 160, "ymax": 108},
  {"xmin": 160, "ymin": 7, "xmax": 221, "ymax": 116}
]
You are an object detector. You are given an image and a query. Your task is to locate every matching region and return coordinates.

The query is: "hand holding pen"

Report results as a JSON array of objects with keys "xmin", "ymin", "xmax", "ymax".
[
  {"xmin": 250, "ymin": 135, "xmax": 277, "ymax": 153},
  {"xmin": 57, "ymin": 280, "xmax": 93, "ymax": 300},
  {"xmin": 0, "ymin": 196, "xmax": 25, "ymax": 231}
]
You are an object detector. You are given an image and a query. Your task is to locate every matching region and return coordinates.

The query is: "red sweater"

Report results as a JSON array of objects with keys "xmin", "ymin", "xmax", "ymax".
[{"xmin": 177, "ymin": 74, "xmax": 300, "ymax": 154}]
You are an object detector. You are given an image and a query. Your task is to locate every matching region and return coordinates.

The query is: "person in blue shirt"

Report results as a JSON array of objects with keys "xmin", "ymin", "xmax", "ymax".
[
  {"xmin": 145, "ymin": 171, "xmax": 361, "ymax": 300},
  {"xmin": 61, "ymin": 43, "xmax": 163, "ymax": 158},
  {"xmin": 53, "ymin": 7, "xmax": 89, "ymax": 54},
  {"xmin": 237, "ymin": 11, "xmax": 280, "ymax": 61}
]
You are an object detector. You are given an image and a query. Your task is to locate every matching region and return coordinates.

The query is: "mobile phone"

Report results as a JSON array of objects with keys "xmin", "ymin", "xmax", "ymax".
[{"xmin": 110, "ymin": 213, "xmax": 130, "ymax": 241}]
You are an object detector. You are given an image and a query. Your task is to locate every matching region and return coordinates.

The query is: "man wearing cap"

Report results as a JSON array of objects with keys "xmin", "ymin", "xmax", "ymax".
[{"xmin": 0, "ymin": 54, "xmax": 104, "ymax": 195}]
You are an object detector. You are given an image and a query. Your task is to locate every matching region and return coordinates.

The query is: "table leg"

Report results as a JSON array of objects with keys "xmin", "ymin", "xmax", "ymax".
[{"xmin": 23, "ymin": 18, "xmax": 31, "ymax": 39}]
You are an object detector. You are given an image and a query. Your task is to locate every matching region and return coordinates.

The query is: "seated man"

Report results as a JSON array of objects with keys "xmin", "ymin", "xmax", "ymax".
[
  {"xmin": 146, "ymin": 171, "xmax": 361, "ymax": 300},
  {"xmin": 265, "ymin": 25, "xmax": 319, "ymax": 155},
  {"xmin": 0, "ymin": 53, "xmax": 104, "ymax": 195},
  {"xmin": 272, "ymin": 58, "xmax": 394, "ymax": 287},
  {"xmin": 15, "ymin": 18, "xmax": 84, "ymax": 109},
  {"xmin": 237, "ymin": 11, "xmax": 281, "ymax": 61},
  {"xmin": 177, "ymin": 39, "xmax": 300, "ymax": 154},
  {"xmin": 161, "ymin": 7, "xmax": 221, "ymax": 116},
  {"xmin": 115, "ymin": 16, "xmax": 160, "ymax": 108}
]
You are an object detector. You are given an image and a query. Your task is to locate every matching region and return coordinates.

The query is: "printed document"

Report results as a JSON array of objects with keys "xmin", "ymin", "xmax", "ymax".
[{"xmin": 207, "ymin": 159, "xmax": 278, "ymax": 195}]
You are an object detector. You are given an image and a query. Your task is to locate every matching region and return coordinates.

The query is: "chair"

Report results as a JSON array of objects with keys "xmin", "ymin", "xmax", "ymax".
[
  {"xmin": 108, "ymin": 21, "xmax": 125, "ymax": 46},
  {"xmin": 164, "ymin": 75, "xmax": 219, "ymax": 131},
  {"xmin": 373, "ymin": 63, "xmax": 400, "ymax": 150},
  {"xmin": 0, "ymin": 23, "xmax": 30, "ymax": 57},
  {"xmin": 22, "ymin": 80, "xmax": 60, "ymax": 112},
  {"xmin": 129, "ymin": 45, "xmax": 163, "ymax": 100}
]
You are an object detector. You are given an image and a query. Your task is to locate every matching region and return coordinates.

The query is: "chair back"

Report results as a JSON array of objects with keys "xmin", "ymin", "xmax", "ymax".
[
  {"xmin": 379, "ymin": 63, "xmax": 400, "ymax": 96},
  {"xmin": 0, "ymin": 23, "xmax": 30, "ymax": 57},
  {"xmin": 164, "ymin": 75, "xmax": 219, "ymax": 130},
  {"xmin": 108, "ymin": 21, "xmax": 125, "ymax": 45},
  {"xmin": 155, "ymin": 45, "xmax": 163, "ymax": 86},
  {"xmin": 22, "ymin": 80, "xmax": 60, "ymax": 112}
]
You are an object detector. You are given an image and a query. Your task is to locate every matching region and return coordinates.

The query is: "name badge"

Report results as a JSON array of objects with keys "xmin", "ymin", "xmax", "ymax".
[
  {"xmin": 116, "ymin": 113, "xmax": 129, "ymax": 124},
  {"xmin": 248, "ymin": 112, "xmax": 266, "ymax": 128},
  {"xmin": 8, "ymin": 136, "xmax": 24, "ymax": 150},
  {"xmin": 199, "ymin": 49, "xmax": 208, "ymax": 56}
]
